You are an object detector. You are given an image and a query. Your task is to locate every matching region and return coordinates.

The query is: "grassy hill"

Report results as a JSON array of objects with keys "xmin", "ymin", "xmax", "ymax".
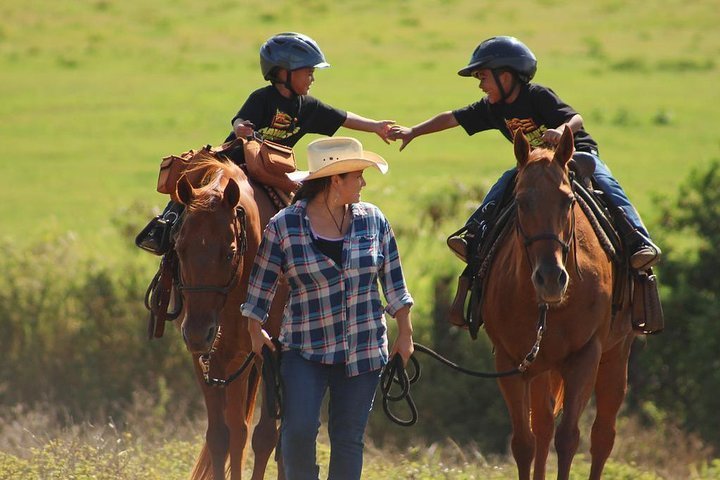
[{"xmin": 1, "ymin": 0, "xmax": 718, "ymax": 252}]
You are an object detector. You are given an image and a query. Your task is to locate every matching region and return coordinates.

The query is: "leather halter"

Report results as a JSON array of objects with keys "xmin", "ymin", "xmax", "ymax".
[{"xmin": 178, "ymin": 206, "xmax": 248, "ymax": 297}]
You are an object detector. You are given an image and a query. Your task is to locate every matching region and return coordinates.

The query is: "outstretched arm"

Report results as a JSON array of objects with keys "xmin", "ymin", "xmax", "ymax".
[
  {"xmin": 343, "ymin": 112, "xmax": 396, "ymax": 144},
  {"xmin": 388, "ymin": 111, "xmax": 459, "ymax": 151}
]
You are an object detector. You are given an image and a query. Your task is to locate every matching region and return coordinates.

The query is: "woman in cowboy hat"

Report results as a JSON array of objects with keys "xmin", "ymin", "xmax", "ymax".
[{"xmin": 242, "ymin": 137, "xmax": 414, "ymax": 480}]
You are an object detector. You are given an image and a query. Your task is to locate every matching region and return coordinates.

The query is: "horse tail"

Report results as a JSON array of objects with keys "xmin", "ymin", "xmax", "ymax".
[
  {"xmin": 550, "ymin": 370, "xmax": 565, "ymax": 417},
  {"xmin": 188, "ymin": 442, "xmax": 216, "ymax": 480}
]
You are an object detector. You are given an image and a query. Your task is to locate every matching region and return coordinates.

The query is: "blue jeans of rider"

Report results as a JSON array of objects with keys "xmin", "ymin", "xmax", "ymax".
[
  {"xmin": 466, "ymin": 151, "xmax": 651, "ymax": 242},
  {"xmin": 280, "ymin": 349, "xmax": 381, "ymax": 480}
]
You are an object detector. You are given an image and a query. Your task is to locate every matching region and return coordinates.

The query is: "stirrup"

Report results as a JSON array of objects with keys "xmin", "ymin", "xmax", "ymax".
[{"xmin": 630, "ymin": 243, "xmax": 661, "ymax": 271}]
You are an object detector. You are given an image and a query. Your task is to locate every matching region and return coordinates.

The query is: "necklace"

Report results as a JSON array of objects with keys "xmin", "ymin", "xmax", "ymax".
[{"xmin": 325, "ymin": 200, "xmax": 346, "ymax": 234}]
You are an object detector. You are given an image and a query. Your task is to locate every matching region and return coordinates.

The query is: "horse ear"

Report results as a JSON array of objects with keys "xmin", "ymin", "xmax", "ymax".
[
  {"xmin": 514, "ymin": 129, "xmax": 530, "ymax": 167},
  {"xmin": 224, "ymin": 178, "xmax": 241, "ymax": 209},
  {"xmin": 554, "ymin": 125, "xmax": 575, "ymax": 167},
  {"xmin": 177, "ymin": 175, "xmax": 194, "ymax": 205}
]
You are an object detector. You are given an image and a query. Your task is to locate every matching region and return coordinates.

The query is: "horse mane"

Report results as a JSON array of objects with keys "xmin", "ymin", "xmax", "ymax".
[
  {"xmin": 527, "ymin": 145, "xmax": 562, "ymax": 167},
  {"xmin": 516, "ymin": 145, "xmax": 569, "ymax": 190},
  {"xmin": 184, "ymin": 151, "xmax": 246, "ymax": 212}
]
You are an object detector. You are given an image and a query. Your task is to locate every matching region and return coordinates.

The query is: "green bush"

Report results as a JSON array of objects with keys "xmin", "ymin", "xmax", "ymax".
[
  {"xmin": 0, "ymin": 234, "xmax": 200, "ymax": 423},
  {"xmin": 627, "ymin": 160, "xmax": 720, "ymax": 450}
]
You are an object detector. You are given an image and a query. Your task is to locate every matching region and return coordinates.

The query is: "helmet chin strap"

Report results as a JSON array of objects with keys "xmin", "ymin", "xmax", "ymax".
[
  {"xmin": 492, "ymin": 69, "xmax": 519, "ymax": 103},
  {"xmin": 284, "ymin": 69, "xmax": 299, "ymax": 97}
]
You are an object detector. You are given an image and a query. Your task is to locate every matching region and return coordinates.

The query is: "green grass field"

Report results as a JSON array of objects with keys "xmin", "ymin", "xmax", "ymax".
[{"xmin": 2, "ymin": 0, "xmax": 718, "ymax": 252}]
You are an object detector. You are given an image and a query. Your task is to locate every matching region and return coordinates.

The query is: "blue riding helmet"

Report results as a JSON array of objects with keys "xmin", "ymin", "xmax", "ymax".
[
  {"xmin": 458, "ymin": 36, "xmax": 537, "ymax": 83},
  {"xmin": 260, "ymin": 32, "xmax": 330, "ymax": 81}
]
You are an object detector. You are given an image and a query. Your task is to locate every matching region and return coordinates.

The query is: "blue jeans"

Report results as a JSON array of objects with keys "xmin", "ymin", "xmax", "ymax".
[
  {"xmin": 279, "ymin": 349, "xmax": 381, "ymax": 480},
  {"xmin": 466, "ymin": 151, "xmax": 651, "ymax": 241}
]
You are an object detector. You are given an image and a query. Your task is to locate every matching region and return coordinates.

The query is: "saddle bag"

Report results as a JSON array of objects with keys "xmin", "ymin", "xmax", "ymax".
[
  {"xmin": 631, "ymin": 269, "xmax": 664, "ymax": 334},
  {"xmin": 156, "ymin": 148, "xmax": 200, "ymax": 202},
  {"xmin": 243, "ymin": 137, "xmax": 299, "ymax": 194},
  {"xmin": 156, "ymin": 137, "xmax": 299, "ymax": 202}
]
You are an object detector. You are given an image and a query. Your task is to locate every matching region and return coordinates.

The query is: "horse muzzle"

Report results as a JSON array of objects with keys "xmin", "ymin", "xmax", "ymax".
[
  {"xmin": 181, "ymin": 313, "xmax": 219, "ymax": 354},
  {"xmin": 531, "ymin": 263, "xmax": 569, "ymax": 304}
]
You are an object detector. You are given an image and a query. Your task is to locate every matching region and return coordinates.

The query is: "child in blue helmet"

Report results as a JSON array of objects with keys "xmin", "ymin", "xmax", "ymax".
[
  {"xmin": 137, "ymin": 32, "xmax": 394, "ymax": 254},
  {"xmin": 226, "ymin": 32, "xmax": 394, "ymax": 146},
  {"xmin": 389, "ymin": 36, "xmax": 660, "ymax": 273}
]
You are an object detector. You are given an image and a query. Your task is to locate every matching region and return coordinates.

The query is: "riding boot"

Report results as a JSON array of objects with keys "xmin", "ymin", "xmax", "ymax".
[
  {"xmin": 135, "ymin": 201, "xmax": 184, "ymax": 255},
  {"xmin": 448, "ymin": 272, "xmax": 471, "ymax": 327},
  {"xmin": 613, "ymin": 208, "xmax": 661, "ymax": 271},
  {"xmin": 447, "ymin": 232, "xmax": 471, "ymax": 263},
  {"xmin": 447, "ymin": 217, "xmax": 488, "ymax": 264}
]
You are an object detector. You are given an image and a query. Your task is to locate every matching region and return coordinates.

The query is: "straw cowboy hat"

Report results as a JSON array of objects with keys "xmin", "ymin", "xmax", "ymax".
[{"xmin": 289, "ymin": 137, "xmax": 388, "ymax": 182}]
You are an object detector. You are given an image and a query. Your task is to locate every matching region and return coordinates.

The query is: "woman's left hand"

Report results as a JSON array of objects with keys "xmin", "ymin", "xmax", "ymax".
[{"xmin": 390, "ymin": 332, "xmax": 414, "ymax": 367}]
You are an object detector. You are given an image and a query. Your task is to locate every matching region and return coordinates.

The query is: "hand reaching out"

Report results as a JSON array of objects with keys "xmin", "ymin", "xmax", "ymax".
[{"xmin": 388, "ymin": 125, "xmax": 415, "ymax": 151}]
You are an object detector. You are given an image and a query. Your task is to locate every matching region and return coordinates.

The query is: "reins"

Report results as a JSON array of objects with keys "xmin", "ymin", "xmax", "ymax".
[
  {"xmin": 200, "ymin": 304, "xmax": 549, "ymax": 428},
  {"xmin": 199, "ymin": 338, "xmax": 283, "ymax": 419},
  {"xmin": 180, "ymin": 203, "xmax": 284, "ymax": 417},
  {"xmin": 381, "ymin": 303, "xmax": 548, "ymax": 426}
]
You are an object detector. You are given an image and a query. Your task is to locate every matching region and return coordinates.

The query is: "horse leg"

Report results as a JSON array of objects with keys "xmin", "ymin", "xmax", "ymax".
[
  {"xmin": 226, "ymin": 357, "xmax": 259, "ymax": 479},
  {"xmin": 251, "ymin": 377, "xmax": 282, "ymax": 480},
  {"xmin": 250, "ymin": 280, "xmax": 288, "ymax": 480},
  {"xmin": 554, "ymin": 338, "xmax": 602, "ymax": 480},
  {"xmin": 496, "ymin": 354, "xmax": 534, "ymax": 480},
  {"xmin": 589, "ymin": 335, "xmax": 633, "ymax": 480},
  {"xmin": 529, "ymin": 372, "xmax": 558, "ymax": 480},
  {"xmin": 204, "ymin": 388, "xmax": 230, "ymax": 480},
  {"xmin": 189, "ymin": 356, "xmax": 230, "ymax": 480}
]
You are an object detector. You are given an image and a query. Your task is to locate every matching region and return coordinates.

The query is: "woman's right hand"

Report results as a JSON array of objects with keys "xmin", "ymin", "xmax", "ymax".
[{"xmin": 247, "ymin": 317, "xmax": 275, "ymax": 355}]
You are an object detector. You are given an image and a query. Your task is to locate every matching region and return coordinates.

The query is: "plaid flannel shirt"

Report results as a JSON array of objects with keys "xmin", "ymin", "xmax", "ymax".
[{"xmin": 241, "ymin": 200, "xmax": 413, "ymax": 377}]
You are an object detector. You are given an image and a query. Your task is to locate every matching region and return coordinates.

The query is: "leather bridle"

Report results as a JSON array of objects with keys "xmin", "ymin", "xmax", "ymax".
[
  {"xmin": 515, "ymin": 183, "xmax": 579, "ymax": 275},
  {"xmin": 178, "ymin": 206, "xmax": 248, "ymax": 298}
]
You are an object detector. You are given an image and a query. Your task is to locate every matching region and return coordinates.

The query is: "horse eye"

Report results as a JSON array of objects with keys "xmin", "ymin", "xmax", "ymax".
[{"xmin": 226, "ymin": 249, "xmax": 236, "ymax": 261}]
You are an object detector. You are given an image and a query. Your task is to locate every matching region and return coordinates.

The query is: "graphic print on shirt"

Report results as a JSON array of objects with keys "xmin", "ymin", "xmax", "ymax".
[
  {"xmin": 258, "ymin": 109, "xmax": 300, "ymax": 141},
  {"xmin": 505, "ymin": 117, "xmax": 548, "ymax": 149}
]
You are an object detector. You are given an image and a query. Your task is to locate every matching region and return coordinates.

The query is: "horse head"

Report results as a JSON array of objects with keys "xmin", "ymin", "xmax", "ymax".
[
  {"xmin": 513, "ymin": 127, "xmax": 576, "ymax": 304},
  {"xmin": 174, "ymin": 156, "xmax": 251, "ymax": 354}
]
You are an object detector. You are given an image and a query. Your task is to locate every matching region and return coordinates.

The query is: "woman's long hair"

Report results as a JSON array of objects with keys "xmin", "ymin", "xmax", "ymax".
[{"xmin": 292, "ymin": 173, "xmax": 348, "ymax": 204}]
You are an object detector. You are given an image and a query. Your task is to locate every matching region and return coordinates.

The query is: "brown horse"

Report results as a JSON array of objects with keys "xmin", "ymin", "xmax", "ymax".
[
  {"xmin": 479, "ymin": 128, "xmax": 635, "ymax": 480},
  {"xmin": 173, "ymin": 153, "xmax": 288, "ymax": 479}
]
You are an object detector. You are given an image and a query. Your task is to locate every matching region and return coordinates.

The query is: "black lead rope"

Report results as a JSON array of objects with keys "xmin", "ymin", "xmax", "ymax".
[
  {"xmin": 380, "ymin": 354, "xmax": 421, "ymax": 426},
  {"xmin": 381, "ymin": 304, "xmax": 548, "ymax": 427},
  {"xmin": 380, "ymin": 344, "xmax": 519, "ymax": 428},
  {"xmin": 261, "ymin": 340, "xmax": 283, "ymax": 420}
]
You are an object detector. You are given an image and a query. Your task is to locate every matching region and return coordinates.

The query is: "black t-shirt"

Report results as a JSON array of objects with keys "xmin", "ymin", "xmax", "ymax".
[
  {"xmin": 225, "ymin": 86, "xmax": 347, "ymax": 147},
  {"xmin": 453, "ymin": 83, "xmax": 598, "ymax": 154}
]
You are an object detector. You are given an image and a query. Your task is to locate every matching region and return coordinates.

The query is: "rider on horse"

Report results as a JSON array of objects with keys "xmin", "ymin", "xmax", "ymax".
[
  {"xmin": 388, "ymin": 36, "xmax": 661, "ymax": 324},
  {"xmin": 137, "ymin": 32, "xmax": 395, "ymax": 254}
]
